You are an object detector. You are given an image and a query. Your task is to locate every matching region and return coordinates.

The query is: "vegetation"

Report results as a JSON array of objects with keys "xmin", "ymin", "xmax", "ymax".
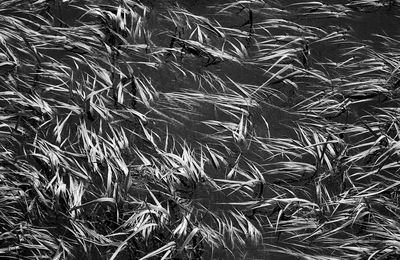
[{"xmin": 1, "ymin": 0, "xmax": 400, "ymax": 259}]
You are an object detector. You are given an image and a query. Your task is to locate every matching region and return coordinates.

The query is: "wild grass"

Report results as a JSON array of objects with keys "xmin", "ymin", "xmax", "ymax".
[{"xmin": 1, "ymin": 0, "xmax": 400, "ymax": 259}]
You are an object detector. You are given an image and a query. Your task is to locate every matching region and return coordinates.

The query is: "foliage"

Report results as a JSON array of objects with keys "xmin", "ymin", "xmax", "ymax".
[{"xmin": 1, "ymin": 0, "xmax": 400, "ymax": 259}]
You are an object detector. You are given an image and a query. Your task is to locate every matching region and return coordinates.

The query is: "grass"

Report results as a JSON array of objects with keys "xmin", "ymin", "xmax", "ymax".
[{"xmin": 1, "ymin": 0, "xmax": 400, "ymax": 259}]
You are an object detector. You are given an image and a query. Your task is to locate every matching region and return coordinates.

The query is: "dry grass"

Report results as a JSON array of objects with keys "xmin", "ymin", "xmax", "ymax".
[{"xmin": 1, "ymin": 0, "xmax": 400, "ymax": 259}]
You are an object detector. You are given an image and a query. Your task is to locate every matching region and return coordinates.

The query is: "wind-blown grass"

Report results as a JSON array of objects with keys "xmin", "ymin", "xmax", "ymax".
[{"xmin": 1, "ymin": 0, "xmax": 400, "ymax": 259}]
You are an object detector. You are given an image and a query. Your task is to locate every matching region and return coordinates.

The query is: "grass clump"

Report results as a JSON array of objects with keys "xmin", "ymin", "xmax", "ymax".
[{"xmin": 1, "ymin": 0, "xmax": 400, "ymax": 259}]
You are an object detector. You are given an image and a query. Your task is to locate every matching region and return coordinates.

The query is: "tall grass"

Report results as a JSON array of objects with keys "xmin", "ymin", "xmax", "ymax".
[{"xmin": 1, "ymin": 0, "xmax": 400, "ymax": 259}]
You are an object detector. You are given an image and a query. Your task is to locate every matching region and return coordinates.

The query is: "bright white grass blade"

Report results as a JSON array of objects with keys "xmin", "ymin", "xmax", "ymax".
[
  {"xmin": 110, "ymin": 223, "xmax": 158, "ymax": 260},
  {"xmin": 139, "ymin": 242, "xmax": 176, "ymax": 260}
]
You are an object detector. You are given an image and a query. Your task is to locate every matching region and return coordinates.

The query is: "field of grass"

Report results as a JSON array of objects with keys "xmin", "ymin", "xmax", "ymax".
[{"xmin": 1, "ymin": 0, "xmax": 400, "ymax": 259}]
